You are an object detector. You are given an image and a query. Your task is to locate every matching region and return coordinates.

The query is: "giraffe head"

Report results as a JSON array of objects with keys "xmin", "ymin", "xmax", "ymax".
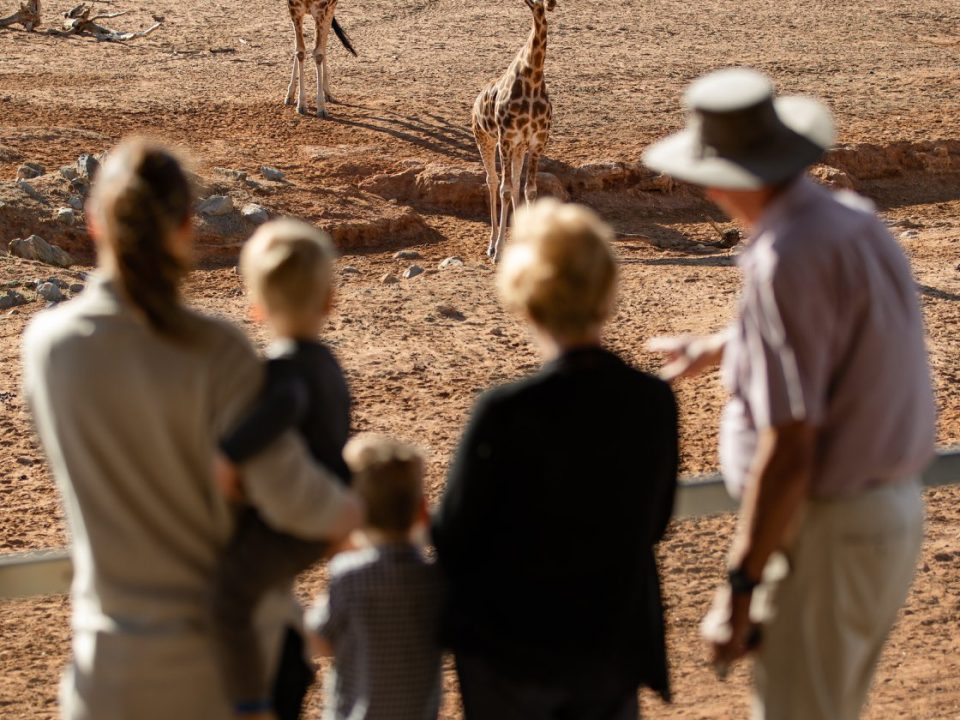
[{"xmin": 525, "ymin": 0, "xmax": 557, "ymax": 14}]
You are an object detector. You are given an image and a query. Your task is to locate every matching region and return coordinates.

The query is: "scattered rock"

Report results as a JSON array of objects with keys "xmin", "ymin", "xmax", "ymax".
[
  {"xmin": 77, "ymin": 153, "xmax": 100, "ymax": 180},
  {"xmin": 59, "ymin": 165, "xmax": 79, "ymax": 181},
  {"xmin": 380, "ymin": 273, "xmax": 400, "ymax": 285},
  {"xmin": 67, "ymin": 195, "xmax": 84, "ymax": 211},
  {"xmin": 197, "ymin": 195, "xmax": 234, "ymax": 217},
  {"xmin": 215, "ymin": 167, "xmax": 248, "ymax": 182},
  {"xmin": 341, "ymin": 266, "xmax": 361, "ymax": 275},
  {"xmin": 16, "ymin": 179, "xmax": 46, "ymax": 204},
  {"xmin": 437, "ymin": 304, "xmax": 466, "ymax": 321},
  {"xmin": 70, "ymin": 177, "xmax": 91, "ymax": 197},
  {"xmin": 69, "ymin": 283, "xmax": 85, "ymax": 294},
  {"xmin": 403, "ymin": 265, "xmax": 424, "ymax": 279},
  {"xmin": 241, "ymin": 203, "xmax": 269, "ymax": 224},
  {"xmin": 9, "ymin": 235, "xmax": 75, "ymax": 267},
  {"xmin": 393, "ymin": 250, "xmax": 423, "ymax": 261},
  {"xmin": 260, "ymin": 166, "xmax": 285, "ymax": 182},
  {"xmin": 37, "ymin": 282, "xmax": 63, "ymax": 303},
  {"xmin": 900, "ymin": 230, "xmax": 920, "ymax": 240},
  {"xmin": 535, "ymin": 172, "xmax": 569, "ymax": 201},
  {"xmin": 16, "ymin": 162, "xmax": 44, "ymax": 180},
  {"xmin": 810, "ymin": 165, "xmax": 856, "ymax": 190},
  {"xmin": 489, "ymin": 327, "xmax": 505, "ymax": 337},
  {"xmin": 439, "ymin": 256, "xmax": 464, "ymax": 269},
  {"xmin": 0, "ymin": 291, "xmax": 28, "ymax": 311},
  {"xmin": 933, "ymin": 552, "xmax": 954, "ymax": 563},
  {"xmin": 56, "ymin": 207, "xmax": 76, "ymax": 225}
]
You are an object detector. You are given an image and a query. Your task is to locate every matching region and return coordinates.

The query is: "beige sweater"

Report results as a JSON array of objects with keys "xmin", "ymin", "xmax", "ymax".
[{"xmin": 22, "ymin": 276, "xmax": 348, "ymax": 720}]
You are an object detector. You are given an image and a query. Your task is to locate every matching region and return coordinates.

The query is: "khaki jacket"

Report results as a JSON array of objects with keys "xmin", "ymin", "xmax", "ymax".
[{"xmin": 22, "ymin": 276, "xmax": 348, "ymax": 720}]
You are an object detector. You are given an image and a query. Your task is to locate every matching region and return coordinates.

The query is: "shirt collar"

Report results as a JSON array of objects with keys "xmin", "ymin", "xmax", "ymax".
[{"xmin": 738, "ymin": 176, "xmax": 822, "ymax": 268}]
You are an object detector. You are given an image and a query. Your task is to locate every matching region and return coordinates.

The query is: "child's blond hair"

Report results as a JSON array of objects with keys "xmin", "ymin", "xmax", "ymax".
[
  {"xmin": 344, "ymin": 435, "xmax": 424, "ymax": 535},
  {"xmin": 239, "ymin": 218, "xmax": 336, "ymax": 328},
  {"xmin": 497, "ymin": 199, "xmax": 618, "ymax": 338}
]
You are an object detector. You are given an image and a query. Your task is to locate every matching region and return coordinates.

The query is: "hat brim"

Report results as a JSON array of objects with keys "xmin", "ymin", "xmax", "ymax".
[{"xmin": 642, "ymin": 96, "xmax": 835, "ymax": 190}]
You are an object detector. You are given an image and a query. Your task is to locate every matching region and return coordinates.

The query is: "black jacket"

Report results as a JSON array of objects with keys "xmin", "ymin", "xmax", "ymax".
[
  {"xmin": 220, "ymin": 338, "xmax": 351, "ymax": 483},
  {"xmin": 432, "ymin": 347, "xmax": 677, "ymax": 700}
]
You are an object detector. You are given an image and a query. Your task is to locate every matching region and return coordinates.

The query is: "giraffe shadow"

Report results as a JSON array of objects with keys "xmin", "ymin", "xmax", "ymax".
[
  {"xmin": 330, "ymin": 104, "xmax": 477, "ymax": 161},
  {"xmin": 918, "ymin": 284, "xmax": 960, "ymax": 302}
]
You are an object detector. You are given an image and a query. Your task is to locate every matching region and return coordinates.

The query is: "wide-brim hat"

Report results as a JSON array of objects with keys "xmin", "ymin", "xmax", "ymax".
[{"xmin": 643, "ymin": 68, "xmax": 836, "ymax": 189}]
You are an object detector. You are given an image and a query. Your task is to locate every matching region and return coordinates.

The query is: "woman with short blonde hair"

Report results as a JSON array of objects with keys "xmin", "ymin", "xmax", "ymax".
[
  {"xmin": 497, "ymin": 198, "xmax": 617, "ymax": 343},
  {"xmin": 434, "ymin": 199, "xmax": 679, "ymax": 719}
]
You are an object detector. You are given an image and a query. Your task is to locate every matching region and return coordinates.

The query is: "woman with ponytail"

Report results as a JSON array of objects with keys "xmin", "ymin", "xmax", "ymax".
[{"xmin": 22, "ymin": 138, "xmax": 362, "ymax": 720}]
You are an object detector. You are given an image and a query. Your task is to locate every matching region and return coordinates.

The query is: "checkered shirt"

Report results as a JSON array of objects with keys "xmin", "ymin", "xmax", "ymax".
[{"xmin": 306, "ymin": 544, "xmax": 444, "ymax": 720}]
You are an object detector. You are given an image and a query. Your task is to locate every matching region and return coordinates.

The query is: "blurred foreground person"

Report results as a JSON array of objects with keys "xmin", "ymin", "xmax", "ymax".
[
  {"xmin": 307, "ymin": 435, "xmax": 444, "ymax": 720},
  {"xmin": 433, "ymin": 199, "xmax": 678, "ymax": 720},
  {"xmin": 22, "ymin": 138, "xmax": 362, "ymax": 720},
  {"xmin": 645, "ymin": 68, "xmax": 936, "ymax": 720}
]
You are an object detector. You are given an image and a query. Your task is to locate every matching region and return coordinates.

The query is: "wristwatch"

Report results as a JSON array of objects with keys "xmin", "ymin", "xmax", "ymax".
[{"xmin": 727, "ymin": 567, "xmax": 760, "ymax": 595}]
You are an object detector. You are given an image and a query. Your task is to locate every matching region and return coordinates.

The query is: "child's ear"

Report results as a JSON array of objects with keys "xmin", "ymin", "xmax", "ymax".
[{"xmin": 249, "ymin": 302, "xmax": 267, "ymax": 324}]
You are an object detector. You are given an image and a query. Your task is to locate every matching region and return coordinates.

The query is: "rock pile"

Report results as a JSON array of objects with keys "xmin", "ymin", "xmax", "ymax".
[{"xmin": 8, "ymin": 235, "xmax": 75, "ymax": 267}]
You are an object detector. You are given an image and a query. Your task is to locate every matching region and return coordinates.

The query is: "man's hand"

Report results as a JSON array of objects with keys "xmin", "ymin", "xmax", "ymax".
[
  {"xmin": 708, "ymin": 590, "xmax": 756, "ymax": 677},
  {"xmin": 646, "ymin": 332, "xmax": 727, "ymax": 382},
  {"xmin": 213, "ymin": 452, "xmax": 245, "ymax": 502}
]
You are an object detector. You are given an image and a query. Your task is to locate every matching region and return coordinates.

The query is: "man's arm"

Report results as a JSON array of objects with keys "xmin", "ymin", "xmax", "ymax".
[{"xmin": 711, "ymin": 419, "xmax": 814, "ymax": 667}]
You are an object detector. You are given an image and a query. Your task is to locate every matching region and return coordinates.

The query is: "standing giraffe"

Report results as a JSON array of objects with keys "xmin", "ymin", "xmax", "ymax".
[
  {"xmin": 472, "ymin": 0, "xmax": 556, "ymax": 261},
  {"xmin": 284, "ymin": 0, "xmax": 357, "ymax": 118}
]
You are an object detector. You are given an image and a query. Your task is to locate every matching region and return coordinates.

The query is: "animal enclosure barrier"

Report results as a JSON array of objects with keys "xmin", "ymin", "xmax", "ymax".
[{"xmin": 1, "ymin": 448, "xmax": 958, "ymax": 601}]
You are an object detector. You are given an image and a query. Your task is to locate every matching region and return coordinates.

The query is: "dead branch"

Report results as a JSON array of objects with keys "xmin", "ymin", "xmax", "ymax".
[
  {"xmin": 49, "ymin": 3, "xmax": 161, "ymax": 41},
  {"xmin": 0, "ymin": 0, "xmax": 42, "ymax": 31}
]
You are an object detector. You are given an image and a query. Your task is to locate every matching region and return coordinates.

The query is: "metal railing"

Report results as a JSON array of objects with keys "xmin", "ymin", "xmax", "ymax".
[{"xmin": 2, "ymin": 448, "xmax": 958, "ymax": 601}]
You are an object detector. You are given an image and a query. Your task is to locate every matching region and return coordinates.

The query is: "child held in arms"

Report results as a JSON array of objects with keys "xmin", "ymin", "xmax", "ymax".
[{"xmin": 212, "ymin": 218, "xmax": 353, "ymax": 719}]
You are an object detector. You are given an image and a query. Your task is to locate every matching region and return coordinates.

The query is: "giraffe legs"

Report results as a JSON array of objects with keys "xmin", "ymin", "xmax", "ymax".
[
  {"xmin": 492, "ymin": 144, "xmax": 522, "ymax": 263},
  {"xmin": 510, "ymin": 150, "xmax": 524, "ymax": 217},
  {"xmin": 285, "ymin": 16, "xmax": 308, "ymax": 113},
  {"xmin": 525, "ymin": 145, "xmax": 544, "ymax": 205},
  {"xmin": 321, "ymin": 33, "xmax": 338, "ymax": 104},
  {"xmin": 474, "ymin": 126, "xmax": 500, "ymax": 258},
  {"xmin": 313, "ymin": 17, "xmax": 330, "ymax": 119}
]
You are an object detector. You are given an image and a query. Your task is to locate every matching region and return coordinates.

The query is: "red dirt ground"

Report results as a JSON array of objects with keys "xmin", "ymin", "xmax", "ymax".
[{"xmin": 1, "ymin": 0, "xmax": 959, "ymax": 717}]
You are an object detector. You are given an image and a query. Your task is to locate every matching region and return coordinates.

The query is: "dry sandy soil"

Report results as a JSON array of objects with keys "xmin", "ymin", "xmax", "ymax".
[{"xmin": 1, "ymin": 0, "xmax": 959, "ymax": 717}]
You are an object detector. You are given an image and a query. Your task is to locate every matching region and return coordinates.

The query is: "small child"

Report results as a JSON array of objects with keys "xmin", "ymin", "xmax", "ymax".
[
  {"xmin": 307, "ymin": 435, "xmax": 444, "ymax": 720},
  {"xmin": 212, "ymin": 218, "xmax": 352, "ymax": 719}
]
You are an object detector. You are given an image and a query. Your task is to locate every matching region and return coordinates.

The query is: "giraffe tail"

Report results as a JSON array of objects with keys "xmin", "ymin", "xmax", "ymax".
[{"xmin": 331, "ymin": 17, "xmax": 358, "ymax": 57}]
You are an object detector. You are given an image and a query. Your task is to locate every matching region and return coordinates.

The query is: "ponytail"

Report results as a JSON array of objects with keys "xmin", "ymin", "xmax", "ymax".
[{"xmin": 90, "ymin": 139, "xmax": 194, "ymax": 339}]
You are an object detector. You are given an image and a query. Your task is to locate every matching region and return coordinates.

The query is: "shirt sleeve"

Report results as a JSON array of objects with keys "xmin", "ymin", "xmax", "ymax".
[
  {"xmin": 735, "ymin": 249, "xmax": 835, "ymax": 429},
  {"xmin": 210, "ymin": 327, "xmax": 349, "ymax": 540},
  {"xmin": 431, "ymin": 391, "xmax": 502, "ymax": 574},
  {"xmin": 652, "ymin": 382, "xmax": 679, "ymax": 542},
  {"xmin": 305, "ymin": 583, "xmax": 346, "ymax": 645},
  {"xmin": 219, "ymin": 360, "xmax": 310, "ymax": 464}
]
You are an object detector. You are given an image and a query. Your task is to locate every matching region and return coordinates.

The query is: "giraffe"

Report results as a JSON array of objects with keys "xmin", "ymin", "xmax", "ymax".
[
  {"xmin": 472, "ymin": 0, "xmax": 556, "ymax": 262},
  {"xmin": 284, "ymin": 0, "xmax": 357, "ymax": 118}
]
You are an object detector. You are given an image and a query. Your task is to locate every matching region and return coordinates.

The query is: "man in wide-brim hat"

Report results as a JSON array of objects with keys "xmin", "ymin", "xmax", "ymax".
[{"xmin": 645, "ymin": 68, "xmax": 936, "ymax": 720}]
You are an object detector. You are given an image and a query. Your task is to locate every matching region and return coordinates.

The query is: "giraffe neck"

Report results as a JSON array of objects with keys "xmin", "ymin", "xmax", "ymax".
[{"xmin": 519, "ymin": 10, "xmax": 548, "ymax": 75}]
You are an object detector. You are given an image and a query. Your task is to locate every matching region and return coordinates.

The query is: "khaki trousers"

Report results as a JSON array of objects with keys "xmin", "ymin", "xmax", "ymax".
[{"xmin": 752, "ymin": 480, "xmax": 924, "ymax": 720}]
